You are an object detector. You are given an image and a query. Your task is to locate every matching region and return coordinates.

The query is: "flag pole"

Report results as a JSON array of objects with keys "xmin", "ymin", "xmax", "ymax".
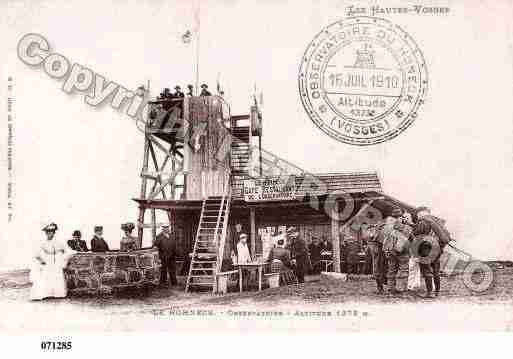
[{"xmin": 194, "ymin": 1, "xmax": 201, "ymax": 96}]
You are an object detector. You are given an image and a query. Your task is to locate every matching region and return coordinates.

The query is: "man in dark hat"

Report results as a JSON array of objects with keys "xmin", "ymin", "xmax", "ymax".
[
  {"xmin": 67, "ymin": 230, "xmax": 88, "ymax": 252},
  {"xmin": 91, "ymin": 226, "xmax": 109, "ymax": 252},
  {"xmin": 367, "ymin": 221, "xmax": 387, "ymax": 294},
  {"xmin": 308, "ymin": 236, "xmax": 323, "ymax": 274},
  {"xmin": 186, "ymin": 84, "xmax": 194, "ymax": 97},
  {"xmin": 173, "ymin": 86, "xmax": 185, "ymax": 98},
  {"xmin": 172, "ymin": 85, "xmax": 185, "ymax": 119},
  {"xmin": 413, "ymin": 206, "xmax": 451, "ymax": 298},
  {"xmin": 154, "ymin": 224, "xmax": 177, "ymax": 287},
  {"xmin": 200, "ymin": 84, "xmax": 211, "ymax": 96},
  {"xmin": 288, "ymin": 227, "xmax": 310, "ymax": 283}
]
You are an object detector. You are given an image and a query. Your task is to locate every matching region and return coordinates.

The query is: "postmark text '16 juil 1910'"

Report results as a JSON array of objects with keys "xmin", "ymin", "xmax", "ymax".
[{"xmin": 299, "ymin": 17, "xmax": 428, "ymax": 146}]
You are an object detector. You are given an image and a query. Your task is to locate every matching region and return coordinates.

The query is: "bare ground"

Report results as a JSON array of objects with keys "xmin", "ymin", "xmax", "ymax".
[{"xmin": 1, "ymin": 266, "xmax": 512, "ymax": 331}]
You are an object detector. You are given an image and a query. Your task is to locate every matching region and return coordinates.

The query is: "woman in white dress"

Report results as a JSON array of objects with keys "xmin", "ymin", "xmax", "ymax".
[{"xmin": 30, "ymin": 223, "xmax": 73, "ymax": 300}]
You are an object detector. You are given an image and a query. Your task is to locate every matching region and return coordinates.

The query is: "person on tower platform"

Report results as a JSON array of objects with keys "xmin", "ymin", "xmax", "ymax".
[
  {"xmin": 200, "ymin": 83, "xmax": 212, "ymax": 96},
  {"xmin": 186, "ymin": 84, "xmax": 194, "ymax": 96},
  {"xmin": 173, "ymin": 85, "xmax": 185, "ymax": 98}
]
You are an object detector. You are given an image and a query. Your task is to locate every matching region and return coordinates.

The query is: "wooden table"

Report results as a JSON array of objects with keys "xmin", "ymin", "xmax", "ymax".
[
  {"xmin": 235, "ymin": 262, "xmax": 268, "ymax": 292},
  {"xmin": 320, "ymin": 259, "xmax": 333, "ymax": 272}
]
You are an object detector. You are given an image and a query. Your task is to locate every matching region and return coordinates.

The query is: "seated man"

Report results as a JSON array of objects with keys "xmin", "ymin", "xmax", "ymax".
[{"xmin": 67, "ymin": 230, "xmax": 88, "ymax": 252}]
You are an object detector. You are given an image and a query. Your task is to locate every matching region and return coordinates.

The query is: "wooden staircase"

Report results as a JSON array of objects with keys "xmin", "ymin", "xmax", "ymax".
[
  {"xmin": 185, "ymin": 188, "xmax": 231, "ymax": 293},
  {"xmin": 230, "ymin": 125, "xmax": 251, "ymax": 175},
  {"xmin": 231, "ymin": 125, "xmax": 251, "ymax": 199}
]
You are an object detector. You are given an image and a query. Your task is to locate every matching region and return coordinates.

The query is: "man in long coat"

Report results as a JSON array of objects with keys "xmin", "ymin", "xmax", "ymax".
[
  {"xmin": 154, "ymin": 225, "xmax": 178, "ymax": 287},
  {"xmin": 308, "ymin": 236, "xmax": 323, "ymax": 274},
  {"xmin": 288, "ymin": 227, "xmax": 310, "ymax": 283},
  {"xmin": 367, "ymin": 222, "xmax": 387, "ymax": 293}
]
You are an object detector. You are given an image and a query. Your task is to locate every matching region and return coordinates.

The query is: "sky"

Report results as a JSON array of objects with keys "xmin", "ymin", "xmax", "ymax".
[{"xmin": 1, "ymin": 0, "xmax": 513, "ymax": 269}]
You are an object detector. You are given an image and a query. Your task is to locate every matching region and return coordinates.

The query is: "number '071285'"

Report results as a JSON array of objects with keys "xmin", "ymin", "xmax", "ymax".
[{"xmin": 40, "ymin": 341, "xmax": 72, "ymax": 350}]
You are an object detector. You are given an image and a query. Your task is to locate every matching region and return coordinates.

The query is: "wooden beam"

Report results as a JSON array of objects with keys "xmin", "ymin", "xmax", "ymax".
[
  {"xmin": 151, "ymin": 208, "xmax": 157, "ymax": 243},
  {"xmin": 137, "ymin": 135, "xmax": 151, "ymax": 247},
  {"xmin": 250, "ymin": 207, "xmax": 256, "ymax": 256},
  {"xmin": 148, "ymin": 140, "xmax": 169, "ymax": 200},
  {"xmin": 171, "ymin": 145, "xmax": 176, "ymax": 200},
  {"xmin": 147, "ymin": 135, "xmax": 184, "ymax": 167},
  {"xmin": 331, "ymin": 200, "xmax": 341, "ymax": 273}
]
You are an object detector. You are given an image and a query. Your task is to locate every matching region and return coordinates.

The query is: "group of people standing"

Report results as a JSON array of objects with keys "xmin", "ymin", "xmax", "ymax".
[
  {"xmin": 158, "ymin": 83, "xmax": 213, "ymax": 102},
  {"xmin": 233, "ymin": 227, "xmax": 311, "ymax": 286},
  {"xmin": 367, "ymin": 206, "xmax": 451, "ymax": 298},
  {"xmin": 30, "ymin": 221, "xmax": 179, "ymax": 300},
  {"xmin": 66, "ymin": 223, "xmax": 137, "ymax": 253}
]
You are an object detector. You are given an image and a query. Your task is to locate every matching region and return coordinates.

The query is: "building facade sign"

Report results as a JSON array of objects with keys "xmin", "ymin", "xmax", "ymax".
[{"xmin": 243, "ymin": 177, "xmax": 296, "ymax": 201}]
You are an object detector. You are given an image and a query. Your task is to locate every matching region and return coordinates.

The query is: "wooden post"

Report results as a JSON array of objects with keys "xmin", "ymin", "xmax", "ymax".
[
  {"xmin": 137, "ymin": 135, "xmax": 151, "ymax": 248},
  {"xmin": 250, "ymin": 207, "xmax": 256, "ymax": 257},
  {"xmin": 331, "ymin": 200, "xmax": 341, "ymax": 273},
  {"xmin": 171, "ymin": 144, "xmax": 176, "ymax": 199},
  {"xmin": 182, "ymin": 173, "xmax": 188, "ymax": 200},
  {"xmin": 151, "ymin": 208, "xmax": 157, "ymax": 244}
]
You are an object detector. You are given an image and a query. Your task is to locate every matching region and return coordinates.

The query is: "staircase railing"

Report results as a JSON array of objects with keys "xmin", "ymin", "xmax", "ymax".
[
  {"xmin": 185, "ymin": 199, "xmax": 206, "ymax": 292},
  {"xmin": 216, "ymin": 184, "xmax": 232, "ymax": 275}
]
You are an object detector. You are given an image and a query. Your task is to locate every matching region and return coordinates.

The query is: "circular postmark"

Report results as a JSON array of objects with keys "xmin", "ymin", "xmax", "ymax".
[{"xmin": 298, "ymin": 17, "xmax": 428, "ymax": 145}]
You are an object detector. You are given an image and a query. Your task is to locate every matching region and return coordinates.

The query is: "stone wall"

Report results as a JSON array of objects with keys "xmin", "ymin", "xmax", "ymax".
[{"xmin": 64, "ymin": 248, "xmax": 161, "ymax": 294}]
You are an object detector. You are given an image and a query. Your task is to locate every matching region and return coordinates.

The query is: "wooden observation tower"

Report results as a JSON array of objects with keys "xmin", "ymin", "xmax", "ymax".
[{"xmin": 136, "ymin": 93, "xmax": 262, "ymax": 292}]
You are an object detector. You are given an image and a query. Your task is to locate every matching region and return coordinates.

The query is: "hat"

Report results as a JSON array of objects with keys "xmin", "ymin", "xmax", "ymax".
[
  {"xmin": 94, "ymin": 226, "xmax": 103, "ymax": 232},
  {"xmin": 42, "ymin": 222, "xmax": 58, "ymax": 232},
  {"xmin": 391, "ymin": 207, "xmax": 403, "ymax": 218},
  {"xmin": 239, "ymin": 233, "xmax": 247, "ymax": 239},
  {"xmin": 286, "ymin": 226, "xmax": 298, "ymax": 234},
  {"xmin": 201, "ymin": 84, "xmax": 208, "ymax": 89},
  {"xmin": 416, "ymin": 206, "xmax": 430, "ymax": 214},
  {"xmin": 121, "ymin": 222, "xmax": 135, "ymax": 231},
  {"xmin": 187, "ymin": 84, "xmax": 193, "ymax": 89},
  {"xmin": 72, "ymin": 230, "xmax": 81, "ymax": 237},
  {"xmin": 174, "ymin": 85, "xmax": 181, "ymax": 90},
  {"xmin": 161, "ymin": 224, "xmax": 170, "ymax": 229},
  {"xmin": 402, "ymin": 212, "xmax": 413, "ymax": 223}
]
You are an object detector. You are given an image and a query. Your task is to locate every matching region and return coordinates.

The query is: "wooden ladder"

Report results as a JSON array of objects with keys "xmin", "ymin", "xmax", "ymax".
[{"xmin": 185, "ymin": 187, "xmax": 232, "ymax": 293}]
